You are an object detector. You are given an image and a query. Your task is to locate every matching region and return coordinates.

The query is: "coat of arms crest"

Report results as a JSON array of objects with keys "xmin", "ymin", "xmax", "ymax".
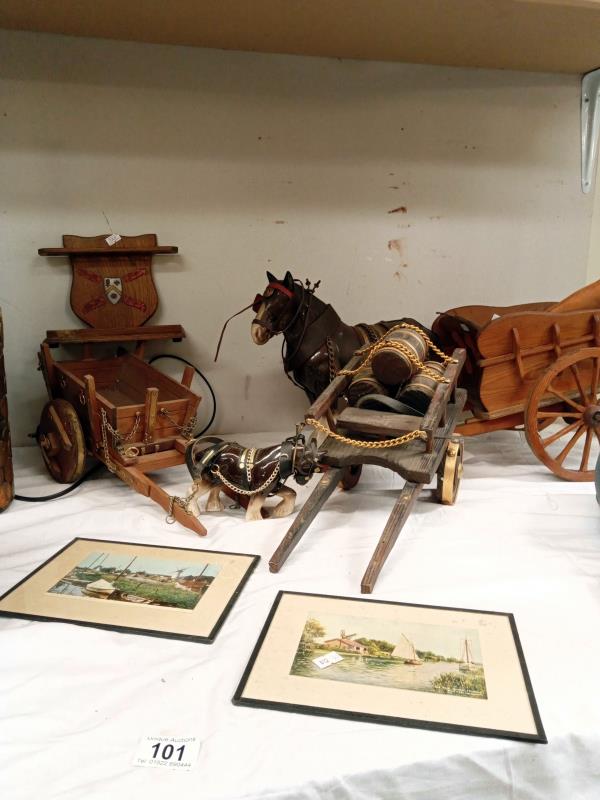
[{"xmin": 62, "ymin": 234, "xmax": 167, "ymax": 327}]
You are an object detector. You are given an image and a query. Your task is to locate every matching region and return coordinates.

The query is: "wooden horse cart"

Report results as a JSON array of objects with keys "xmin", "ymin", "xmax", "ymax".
[
  {"xmin": 36, "ymin": 234, "xmax": 205, "ymax": 535},
  {"xmin": 270, "ymin": 345, "xmax": 467, "ymax": 594},
  {"xmin": 432, "ymin": 279, "xmax": 600, "ymax": 481}
]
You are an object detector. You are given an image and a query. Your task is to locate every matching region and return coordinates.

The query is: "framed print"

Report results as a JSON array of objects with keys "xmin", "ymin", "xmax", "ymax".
[
  {"xmin": 234, "ymin": 592, "xmax": 546, "ymax": 743},
  {"xmin": 0, "ymin": 538, "xmax": 259, "ymax": 643}
]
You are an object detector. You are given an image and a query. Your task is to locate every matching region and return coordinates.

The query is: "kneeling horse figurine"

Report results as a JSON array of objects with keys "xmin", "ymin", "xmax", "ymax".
[{"xmin": 185, "ymin": 432, "xmax": 322, "ymax": 521}]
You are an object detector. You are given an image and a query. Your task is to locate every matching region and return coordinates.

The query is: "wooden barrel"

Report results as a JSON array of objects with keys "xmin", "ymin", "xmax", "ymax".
[
  {"xmin": 371, "ymin": 327, "xmax": 428, "ymax": 387},
  {"xmin": 0, "ymin": 310, "xmax": 13, "ymax": 510},
  {"xmin": 397, "ymin": 360, "xmax": 445, "ymax": 413},
  {"xmin": 346, "ymin": 367, "xmax": 388, "ymax": 407}
]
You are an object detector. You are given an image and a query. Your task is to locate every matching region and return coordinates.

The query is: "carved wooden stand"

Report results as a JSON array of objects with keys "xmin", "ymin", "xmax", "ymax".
[
  {"xmin": 270, "ymin": 348, "xmax": 466, "ymax": 593},
  {"xmin": 37, "ymin": 234, "xmax": 205, "ymax": 535}
]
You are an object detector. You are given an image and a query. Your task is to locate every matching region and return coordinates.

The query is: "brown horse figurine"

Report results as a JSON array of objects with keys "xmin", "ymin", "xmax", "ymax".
[
  {"xmin": 249, "ymin": 270, "xmax": 434, "ymax": 401},
  {"xmin": 185, "ymin": 432, "xmax": 321, "ymax": 521}
]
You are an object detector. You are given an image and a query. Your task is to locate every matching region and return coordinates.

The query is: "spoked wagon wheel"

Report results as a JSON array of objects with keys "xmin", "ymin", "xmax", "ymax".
[
  {"xmin": 525, "ymin": 347, "xmax": 600, "ymax": 481},
  {"xmin": 38, "ymin": 399, "xmax": 86, "ymax": 483},
  {"xmin": 435, "ymin": 438, "xmax": 463, "ymax": 505}
]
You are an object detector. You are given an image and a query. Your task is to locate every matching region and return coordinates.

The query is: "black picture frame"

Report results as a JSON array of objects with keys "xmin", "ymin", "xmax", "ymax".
[
  {"xmin": 233, "ymin": 591, "xmax": 547, "ymax": 744},
  {"xmin": 0, "ymin": 537, "xmax": 259, "ymax": 643}
]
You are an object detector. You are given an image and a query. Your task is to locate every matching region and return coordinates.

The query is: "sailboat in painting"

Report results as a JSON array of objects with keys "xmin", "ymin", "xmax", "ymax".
[
  {"xmin": 459, "ymin": 638, "xmax": 477, "ymax": 672},
  {"xmin": 392, "ymin": 633, "xmax": 423, "ymax": 665}
]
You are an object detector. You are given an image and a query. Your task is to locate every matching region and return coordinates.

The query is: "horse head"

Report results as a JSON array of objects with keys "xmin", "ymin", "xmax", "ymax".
[
  {"xmin": 281, "ymin": 429, "xmax": 323, "ymax": 485},
  {"xmin": 251, "ymin": 270, "xmax": 300, "ymax": 345}
]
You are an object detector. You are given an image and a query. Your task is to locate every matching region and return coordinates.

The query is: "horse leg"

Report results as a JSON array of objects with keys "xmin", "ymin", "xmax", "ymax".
[
  {"xmin": 188, "ymin": 479, "xmax": 213, "ymax": 517},
  {"xmin": 206, "ymin": 484, "xmax": 225, "ymax": 512},
  {"xmin": 245, "ymin": 492, "xmax": 266, "ymax": 522},
  {"xmin": 266, "ymin": 486, "xmax": 297, "ymax": 518}
]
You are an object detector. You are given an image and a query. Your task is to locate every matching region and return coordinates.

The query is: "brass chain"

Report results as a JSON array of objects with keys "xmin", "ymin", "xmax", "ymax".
[
  {"xmin": 339, "ymin": 322, "xmax": 456, "ymax": 383},
  {"xmin": 100, "ymin": 409, "xmax": 117, "ymax": 472},
  {"xmin": 211, "ymin": 463, "xmax": 280, "ymax": 496},
  {"xmin": 100, "ymin": 409, "xmax": 142, "ymax": 471},
  {"xmin": 159, "ymin": 408, "xmax": 197, "ymax": 440},
  {"xmin": 166, "ymin": 483, "xmax": 200, "ymax": 524},
  {"xmin": 326, "ymin": 336, "xmax": 337, "ymax": 384},
  {"xmin": 306, "ymin": 416, "xmax": 428, "ymax": 449}
]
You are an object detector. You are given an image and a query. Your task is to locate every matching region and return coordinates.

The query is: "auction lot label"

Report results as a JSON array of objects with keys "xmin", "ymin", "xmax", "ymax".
[{"xmin": 133, "ymin": 735, "xmax": 201, "ymax": 771}]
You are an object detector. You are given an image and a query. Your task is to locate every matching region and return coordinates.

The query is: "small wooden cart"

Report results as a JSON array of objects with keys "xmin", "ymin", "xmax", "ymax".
[
  {"xmin": 432, "ymin": 279, "xmax": 600, "ymax": 481},
  {"xmin": 37, "ymin": 234, "xmax": 205, "ymax": 535},
  {"xmin": 270, "ymin": 348, "xmax": 466, "ymax": 593}
]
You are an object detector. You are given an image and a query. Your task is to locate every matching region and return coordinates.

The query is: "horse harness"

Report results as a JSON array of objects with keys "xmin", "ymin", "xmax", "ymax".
[{"xmin": 186, "ymin": 435, "xmax": 302, "ymax": 496}]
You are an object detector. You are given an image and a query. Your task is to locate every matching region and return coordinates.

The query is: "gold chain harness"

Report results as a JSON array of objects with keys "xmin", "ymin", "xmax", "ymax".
[
  {"xmin": 307, "ymin": 323, "xmax": 457, "ymax": 450},
  {"xmin": 100, "ymin": 409, "xmax": 142, "ymax": 471},
  {"xmin": 339, "ymin": 322, "xmax": 456, "ymax": 384}
]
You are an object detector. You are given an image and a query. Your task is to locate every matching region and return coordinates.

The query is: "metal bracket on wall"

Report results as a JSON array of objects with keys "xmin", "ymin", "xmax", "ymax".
[{"xmin": 582, "ymin": 68, "xmax": 600, "ymax": 194}]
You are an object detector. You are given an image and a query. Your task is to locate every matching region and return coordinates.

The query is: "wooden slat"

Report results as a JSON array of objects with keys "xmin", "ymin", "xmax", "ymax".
[
  {"xmin": 320, "ymin": 395, "xmax": 465, "ymax": 484},
  {"xmin": 143, "ymin": 387, "xmax": 159, "ymax": 443},
  {"xmin": 44, "ymin": 325, "xmax": 185, "ymax": 345},
  {"xmin": 127, "ymin": 450, "xmax": 186, "ymax": 470},
  {"xmin": 420, "ymin": 349, "xmax": 466, "ymax": 447},
  {"xmin": 120, "ymin": 466, "xmax": 205, "ymax": 535},
  {"xmin": 337, "ymin": 407, "xmax": 420, "ymax": 437},
  {"xmin": 39, "ymin": 247, "xmax": 178, "ymax": 256},
  {"xmin": 457, "ymin": 411, "xmax": 525, "ymax": 436},
  {"xmin": 269, "ymin": 468, "xmax": 344, "ymax": 572},
  {"xmin": 361, "ymin": 482, "xmax": 423, "ymax": 594},
  {"xmin": 83, "ymin": 374, "xmax": 102, "ymax": 445}
]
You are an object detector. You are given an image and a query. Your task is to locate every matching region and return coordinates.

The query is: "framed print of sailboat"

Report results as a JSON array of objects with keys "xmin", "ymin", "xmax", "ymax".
[
  {"xmin": 234, "ymin": 592, "xmax": 546, "ymax": 743},
  {"xmin": 0, "ymin": 538, "xmax": 259, "ymax": 643}
]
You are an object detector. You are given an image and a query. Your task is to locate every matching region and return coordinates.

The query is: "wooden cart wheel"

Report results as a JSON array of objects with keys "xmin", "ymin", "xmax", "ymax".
[
  {"xmin": 525, "ymin": 347, "xmax": 600, "ymax": 481},
  {"xmin": 435, "ymin": 438, "xmax": 463, "ymax": 505},
  {"xmin": 38, "ymin": 399, "xmax": 86, "ymax": 483},
  {"xmin": 340, "ymin": 464, "xmax": 362, "ymax": 490}
]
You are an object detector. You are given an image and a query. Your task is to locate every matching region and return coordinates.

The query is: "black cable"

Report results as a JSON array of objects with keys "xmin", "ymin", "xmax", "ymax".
[
  {"xmin": 14, "ymin": 462, "xmax": 105, "ymax": 503},
  {"xmin": 148, "ymin": 354, "xmax": 216, "ymax": 436}
]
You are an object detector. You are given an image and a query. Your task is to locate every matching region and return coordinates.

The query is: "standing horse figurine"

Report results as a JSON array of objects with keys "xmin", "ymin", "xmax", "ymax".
[
  {"xmin": 236, "ymin": 270, "xmax": 434, "ymax": 401},
  {"xmin": 185, "ymin": 432, "xmax": 321, "ymax": 521}
]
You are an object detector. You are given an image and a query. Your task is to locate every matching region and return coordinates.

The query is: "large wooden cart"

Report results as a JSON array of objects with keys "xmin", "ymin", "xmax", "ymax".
[
  {"xmin": 270, "ymin": 348, "xmax": 466, "ymax": 593},
  {"xmin": 36, "ymin": 234, "xmax": 205, "ymax": 535},
  {"xmin": 432, "ymin": 279, "xmax": 600, "ymax": 481}
]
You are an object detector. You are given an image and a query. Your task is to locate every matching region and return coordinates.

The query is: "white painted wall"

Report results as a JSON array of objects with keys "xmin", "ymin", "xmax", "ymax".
[{"xmin": 0, "ymin": 30, "xmax": 593, "ymax": 445}]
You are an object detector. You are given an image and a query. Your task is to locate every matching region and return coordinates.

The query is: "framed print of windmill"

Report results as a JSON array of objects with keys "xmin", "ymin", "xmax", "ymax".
[
  {"xmin": 234, "ymin": 592, "xmax": 546, "ymax": 743},
  {"xmin": 0, "ymin": 538, "xmax": 259, "ymax": 643}
]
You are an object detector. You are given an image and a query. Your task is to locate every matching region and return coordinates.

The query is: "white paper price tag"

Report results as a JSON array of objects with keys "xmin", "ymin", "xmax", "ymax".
[
  {"xmin": 312, "ymin": 651, "xmax": 343, "ymax": 669},
  {"xmin": 105, "ymin": 233, "xmax": 122, "ymax": 246},
  {"xmin": 133, "ymin": 735, "xmax": 201, "ymax": 771}
]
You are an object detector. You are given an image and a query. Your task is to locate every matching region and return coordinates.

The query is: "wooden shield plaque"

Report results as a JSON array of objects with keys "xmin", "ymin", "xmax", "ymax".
[{"xmin": 64, "ymin": 234, "xmax": 164, "ymax": 328}]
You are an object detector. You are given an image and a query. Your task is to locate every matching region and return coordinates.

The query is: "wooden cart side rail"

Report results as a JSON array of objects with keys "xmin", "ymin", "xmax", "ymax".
[
  {"xmin": 477, "ymin": 313, "xmax": 600, "ymax": 414},
  {"xmin": 44, "ymin": 324, "xmax": 185, "ymax": 346},
  {"xmin": 419, "ymin": 348, "xmax": 466, "ymax": 452},
  {"xmin": 305, "ymin": 352, "xmax": 363, "ymax": 421},
  {"xmin": 476, "ymin": 309, "xmax": 600, "ymax": 362},
  {"xmin": 319, "ymin": 395, "xmax": 466, "ymax": 484},
  {"xmin": 306, "ymin": 345, "xmax": 466, "ymax": 429},
  {"xmin": 477, "ymin": 327, "xmax": 600, "ymax": 371},
  {"xmin": 52, "ymin": 354, "xmax": 199, "ymax": 403}
]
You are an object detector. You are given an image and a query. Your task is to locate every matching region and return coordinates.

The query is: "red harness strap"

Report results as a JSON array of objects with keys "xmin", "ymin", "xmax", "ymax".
[{"xmin": 268, "ymin": 281, "xmax": 295, "ymax": 299}]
